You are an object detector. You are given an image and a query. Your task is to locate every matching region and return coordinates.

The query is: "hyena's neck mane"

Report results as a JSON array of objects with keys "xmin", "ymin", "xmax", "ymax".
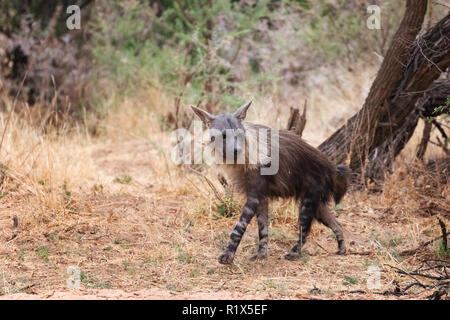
[{"xmin": 243, "ymin": 122, "xmax": 273, "ymax": 169}]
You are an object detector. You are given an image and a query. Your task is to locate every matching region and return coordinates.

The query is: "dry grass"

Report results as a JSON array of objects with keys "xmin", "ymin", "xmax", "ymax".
[{"xmin": 0, "ymin": 61, "xmax": 448, "ymax": 299}]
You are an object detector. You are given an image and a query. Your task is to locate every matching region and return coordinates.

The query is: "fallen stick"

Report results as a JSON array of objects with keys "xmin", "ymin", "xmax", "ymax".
[{"xmin": 400, "ymin": 230, "xmax": 450, "ymax": 256}]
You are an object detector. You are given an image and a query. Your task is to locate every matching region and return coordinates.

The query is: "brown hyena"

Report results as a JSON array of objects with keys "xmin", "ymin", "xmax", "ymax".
[{"xmin": 191, "ymin": 100, "xmax": 351, "ymax": 264}]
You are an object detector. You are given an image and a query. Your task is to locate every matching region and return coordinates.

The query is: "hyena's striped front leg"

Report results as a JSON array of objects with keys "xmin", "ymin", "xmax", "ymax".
[
  {"xmin": 218, "ymin": 196, "xmax": 260, "ymax": 264},
  {"xmin": 250, "ymin": 198, "xmax": 269, "ymax": 261}
]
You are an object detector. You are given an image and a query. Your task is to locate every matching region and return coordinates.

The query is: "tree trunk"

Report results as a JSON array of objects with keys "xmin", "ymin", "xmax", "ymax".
[
  {"xmin": 367, "ymin": 78, "xmax": 450, "ymax": 181},
  {"xmin": 319, "ymin": 8, "xmax": 450, "ymax": 183},
  {"xmin": 346, "ymin": 0, "xmax": 428, "ymax": 172}
]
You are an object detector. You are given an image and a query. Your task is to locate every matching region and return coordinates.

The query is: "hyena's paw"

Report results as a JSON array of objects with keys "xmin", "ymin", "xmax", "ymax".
[
  {"xmin": 284, "ymin": 251, "xmax": 300, "ymax": 261},
  {"xmin": 218, "ymin": 251, "xmax": 235, "ymax": 264},
  {"xmin": 336, "ymin": 241, "xmax": 346, "ymax": 255},
  {"xmin": 249, "ymin": 251, "xmax": 267, "ymax": 262}
]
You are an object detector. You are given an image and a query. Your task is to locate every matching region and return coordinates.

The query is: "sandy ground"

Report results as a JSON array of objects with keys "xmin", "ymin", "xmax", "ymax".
[{"xmin": 0, "ymin": 288, "xmax": 269, "ymax": 300}]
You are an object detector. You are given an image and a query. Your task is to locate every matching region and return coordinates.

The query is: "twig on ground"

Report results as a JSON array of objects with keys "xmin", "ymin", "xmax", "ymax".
[
  {"xmin": 384, "ymin": 258, "xmax": 450, "ymax": 299},
  {"xmin": 400, "ymin": 230, "xmax": 450, "ymax": 256},
  {"xmin": 312, "ymin": 240, "xmax": 330, "ymax": 253}
]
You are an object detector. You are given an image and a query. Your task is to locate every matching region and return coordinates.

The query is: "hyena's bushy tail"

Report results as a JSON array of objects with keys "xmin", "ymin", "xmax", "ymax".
[{"xmin": 332, "ymin": 165, "xmax": 351, "ymax": 204}]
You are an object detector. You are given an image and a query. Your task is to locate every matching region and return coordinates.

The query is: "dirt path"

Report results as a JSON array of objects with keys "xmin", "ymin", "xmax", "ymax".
[{"xmin": 1, "ymin": 288, "xmax": 269, "ymax": 300}]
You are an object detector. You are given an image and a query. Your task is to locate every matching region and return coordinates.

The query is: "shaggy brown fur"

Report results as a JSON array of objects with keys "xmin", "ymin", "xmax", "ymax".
[
  {"xmin": 225, "ymin": 124, "xmax": 345, "ymax": 202},
  {"xmin": 191, "ymin": 101, "xmax": 351, "ymax": 264}
]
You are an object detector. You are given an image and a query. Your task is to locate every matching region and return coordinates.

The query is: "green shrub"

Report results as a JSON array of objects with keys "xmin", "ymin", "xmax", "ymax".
[{"xmin": 89, "ymin": 0, "xmax": 274, "ymax": 113}]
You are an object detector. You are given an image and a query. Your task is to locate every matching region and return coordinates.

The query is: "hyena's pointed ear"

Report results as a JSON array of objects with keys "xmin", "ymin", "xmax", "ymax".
[
  {"xmin": 191, "ymin": 105, "xmax": 215, "ymax": 126},
  {"xmin": 233, "ymin": 98, "xmax": 253, "ymax": 120}
]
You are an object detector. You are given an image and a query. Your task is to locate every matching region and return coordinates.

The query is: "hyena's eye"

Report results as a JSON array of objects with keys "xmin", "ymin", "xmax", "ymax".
[{"xmin": 210, "ymin": 133, "xmax": 222, "ymax": 142}]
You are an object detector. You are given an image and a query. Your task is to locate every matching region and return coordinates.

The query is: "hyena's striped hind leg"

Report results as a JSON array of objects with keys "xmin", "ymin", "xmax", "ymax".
[
  {"xmin": 284, "ymin": 191, "xmax": 318, "ymax": 260},
  {"xmin": 317, "ymin": 204, "xmax": 346, "ymax": 255},
  {"xmin": 250, "ymin": 198, "xmax": 269, "ymax": 261}
]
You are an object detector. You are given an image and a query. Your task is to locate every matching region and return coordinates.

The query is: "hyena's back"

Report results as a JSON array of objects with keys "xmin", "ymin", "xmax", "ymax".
[{"xmin": 227, "ymin": 123, "xmax": 341, "ymax": 204}]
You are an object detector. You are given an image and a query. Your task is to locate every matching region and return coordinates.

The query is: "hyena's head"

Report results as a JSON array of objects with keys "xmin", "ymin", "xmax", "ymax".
[{"xmin": 191, "ymin": 100, "xmax": 252, "ymax": 164}]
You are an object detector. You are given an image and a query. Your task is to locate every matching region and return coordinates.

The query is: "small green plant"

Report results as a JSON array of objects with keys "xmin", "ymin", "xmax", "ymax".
[
  {"xmin": 184, "ymin": 219, "xmax": 194, "ymax": 233},
  {"xmin": 62, "ymin": 181, "xmax": 71, "ymax": 197},
  {"xmin": 435, "ymin": 240, "xmax": 450, "ymax": 258},
  {"xmin": 157, "ymin": 115, "xmax": 170, "ymax": 132},
  {"xmin": 113, "ymin": 238, "xmax": 129, "ymax": 249},
  {"xmin": 427, "ymin": 98, "xmax": 450, "ymax": 122},
  {"xmin": 215, "ymin": 187, "xmax": 240, "ymax": 218},
  {"xmin": 391, "ymin": 248, "xmax": 404, "ymax": 263},
  {"xmin": 46, "ymin": 231, "xmax": 60, "ymax": 242},
  {"xmin": 80, "ymin": 270, "xmax": 88, "ymax": 284},
  {"xmin": 299, "ymin": 249, "xmax": 310, "ymax": 263},
  {"xmin": 0, "ymin": 163, "xmax": 8, "ymax": 199},
  {"xmin": 36, "ymin": 246, "xmax": 49, "ymax": 262},
  {"xmin": 190, "ymin": 270, "xmax": 199, "ymax": 278},
  {"xmin": 268, "ymin": 227, "xmax": 297, "ymax": 245},
  {"xmin": 342, "ymin": 276, "xmax": 358, "ymax": 286},
  {"xmin": 79, "ymin": 270, "xmax": 112, "ymax": 289},
  {"xmin": 362, "ymin": 259, "xmax": 379, "ymax": 269},
  {"xmin": 388, "ymin": 236, "xmax": 404, "ymax": 247},
  {"xmin": 333, "ymin": 203, "xmax": 342, "ymax": 213},
  {"xmin": 177, "ymin": 247, "xmax": 193, "ymax": 264},
  {"xmin": 263, "ymin": 278, "xmax": 288, "ymax": 292},
  {"xmin": 113, "ymin": 175, "xmax": 132, "ymax": 184},
  {"xmin": 143, "ymin": 256, "xmax": 160, "ymax": 266},
  {"xmin": 166, "ymin": 283, "xmax": 177, "ymax": 291},
  {"xmin": 18, "ymin": 249, "xmax": 25, "ymax": 261},
  {"xmin": 93, "ymin": 281, "xmax": 112, "ymax": 289},
  {"xmin": 0, "ymin": 162, "xmax": 8, "ymax": 187}
]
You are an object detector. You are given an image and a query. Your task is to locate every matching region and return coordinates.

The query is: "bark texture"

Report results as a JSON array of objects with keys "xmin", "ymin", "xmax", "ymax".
[{"xmin": 319, "ymin": 8, "xmax": 450, "ymax": 183}]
